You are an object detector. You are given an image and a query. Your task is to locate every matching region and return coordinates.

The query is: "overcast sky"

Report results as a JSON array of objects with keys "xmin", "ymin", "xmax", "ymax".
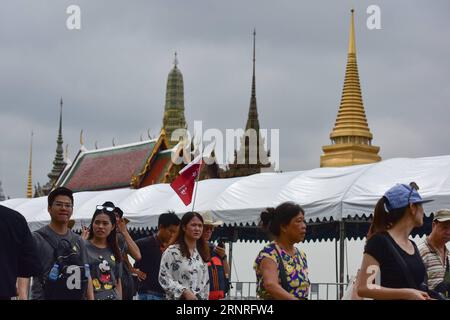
[{"xmin": 1, "ymin": 0, "xmax": 450, "ymax": 199}]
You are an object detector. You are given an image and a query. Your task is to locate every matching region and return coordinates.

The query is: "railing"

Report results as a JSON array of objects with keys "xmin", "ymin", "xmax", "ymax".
[
  {"xmin": 228, "ymin": 281, "xmax": 350, "ymax": 300},
  {"xmin": 227, "ymin": 281, "xmax": 258, "ymax": 300},
  {"xmin": 308, "ymin": 282, "xmax": 350, "ymax": 300}
]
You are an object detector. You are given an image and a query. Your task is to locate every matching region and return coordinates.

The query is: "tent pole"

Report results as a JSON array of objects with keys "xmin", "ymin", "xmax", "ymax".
[
  {"xmin": 228, "ymin": 241, "xmax": 233, "ymax": 283},
  {"xmin": 339, "ymin": 220, "xmax": 345, "ymax": 299},
  {"xmin": 335, "ymin": 232, "xmax": 338, "ymax": 299}
]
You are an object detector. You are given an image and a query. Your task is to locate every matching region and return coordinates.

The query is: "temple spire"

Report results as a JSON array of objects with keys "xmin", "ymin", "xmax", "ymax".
[
  {"xmin": 173, "ymin": 51, "xmax": 178, "ymax": 67},
  {"xmin": 42, "ymin": 98, "xmax": 67, "ymax": 194},
  {"xmin": 26, "ymin": 131, "xmax": 33, "ymax": 198},
  {"xmin": 348, "ymin": 9, "xmax": 356, "ymax": 54},
  {"xmin": 227, "ymin": 29, "xmax": 270, "ymax": 178},
  {"xmin": 50, "ymin": 98, "xmax": 65, "ymax": 178},
  {"xmin": 162, "ymin": 53, "xmax": 187, "ymax": 147},
  {"xmin": 320, "ymin": 10, "xmax": 381, "ymax": 167},
  {"xmin": 251, "ymin": 29, "xmax": 256, "ymax": 100},
  {"xmin": 246, "ymin": 29, "xmax": 259, "ymax": 132},
  {"xmin": 58, "ymin": 98, "xmax": 63, "ymax": 141}
]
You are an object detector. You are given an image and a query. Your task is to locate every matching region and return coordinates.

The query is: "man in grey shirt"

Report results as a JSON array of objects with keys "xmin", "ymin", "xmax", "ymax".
[{"xmin": 18, "ymin": 187, "xmax": 93, "ymax": 300}]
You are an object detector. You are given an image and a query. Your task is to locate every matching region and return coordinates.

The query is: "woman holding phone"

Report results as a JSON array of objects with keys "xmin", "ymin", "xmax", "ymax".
[{"xmin": 200, "ymin": 211, "xmax": 230, "ymax": 300}]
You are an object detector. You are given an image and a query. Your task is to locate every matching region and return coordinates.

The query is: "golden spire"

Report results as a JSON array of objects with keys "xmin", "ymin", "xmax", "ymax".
[
  {"xmin": 320, "ymin": 9, "xmax": 381, "ymax": 167},
  {"xmin": 26, "ymin": 131, "xmax": 33, "ymax": 198},
  {"xmin": 348, "ymin": 9, "xmax": 356, "ymax": 54},
  {"xmin": 332, "ymin": 8, "xmax": 372, "ymax": 140}
]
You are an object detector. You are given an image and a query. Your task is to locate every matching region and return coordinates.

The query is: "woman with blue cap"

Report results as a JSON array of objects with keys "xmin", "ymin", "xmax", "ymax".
[{"xmin": 357, "ymin": 182, "xmax": 433, "ymax": 300}]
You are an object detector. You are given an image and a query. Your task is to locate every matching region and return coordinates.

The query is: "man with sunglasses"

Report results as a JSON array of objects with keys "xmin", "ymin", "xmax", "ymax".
[{"xmin": 18, "ymin": 187, "xmax": 93, "ymax": 300}]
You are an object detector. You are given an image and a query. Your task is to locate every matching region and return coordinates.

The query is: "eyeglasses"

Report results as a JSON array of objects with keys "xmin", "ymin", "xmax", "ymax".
[
  {"xmin": 53, "ymin": 202, "xmax": 73, "ymax": 209},
  {"xmin": 96, "ymin": 205, "xmax": 115, "ymax": 212},
  {"xmin": 407, "ymin": 182, "xmax": 419, "ymax": 204}
]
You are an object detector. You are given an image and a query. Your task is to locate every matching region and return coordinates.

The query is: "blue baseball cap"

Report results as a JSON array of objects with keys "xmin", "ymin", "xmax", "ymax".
[{"xmin": 383, "ymin": 183, "xmax": 433, "ymax": 212}]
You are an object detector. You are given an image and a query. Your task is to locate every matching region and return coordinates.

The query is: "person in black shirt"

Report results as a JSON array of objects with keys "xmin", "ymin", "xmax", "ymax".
[
  {"xmin": 199, "ymin": 211, "xmax": 230, "ymax": 300},
  {"xmin": 0, "ymin": 205, "xmax": 40, "ymax": 299},
  {"xmin": 358, "ymin": 182, "xmax": 433, "ymax": 300},
  {"xmin": 134, "ymin": 212, "xmax": 180, "ymax": 300}
]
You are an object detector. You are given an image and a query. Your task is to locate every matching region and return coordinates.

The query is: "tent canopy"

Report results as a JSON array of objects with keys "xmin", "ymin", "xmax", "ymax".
[{"xmin": 2, "ymin": 155, "xmax": 450, "ymax": 241}]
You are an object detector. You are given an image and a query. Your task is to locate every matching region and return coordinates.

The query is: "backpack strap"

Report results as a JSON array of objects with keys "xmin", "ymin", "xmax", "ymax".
[
  {"xmin": 272, "ymin": 243, "xmax": 290, "ymax": 292},
  {"xmin": 36, "ymin": 229, "xmax": 59, "ymax": 252},
  {"xmin": 35, "ymin": 229, "xmax": 78, "ymax": 262},
  {"xmin": 381, "ymin": 233, "xmax": 418, "ymax": 289}
]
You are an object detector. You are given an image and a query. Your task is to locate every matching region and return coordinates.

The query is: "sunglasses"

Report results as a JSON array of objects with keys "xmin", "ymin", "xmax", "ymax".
[
  {"xmin": 407, "ymin": 182, "xmax": 419, "ymax": 204},
  {"xmin": 96, "ymin": 205, "xmax": 115, "ymax": 212}
]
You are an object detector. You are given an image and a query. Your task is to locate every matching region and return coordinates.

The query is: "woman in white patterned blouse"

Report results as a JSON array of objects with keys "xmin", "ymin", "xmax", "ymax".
[{"xmin": 159, "ymin": 212, "xmax": 210, "ymax": 300}]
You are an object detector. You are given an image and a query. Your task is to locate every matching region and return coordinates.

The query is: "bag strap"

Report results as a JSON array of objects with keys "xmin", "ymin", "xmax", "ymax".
[
  {"xmin": 381, "ymin": 233, "xmax": 418, "ymax": 289},
  {"xmin": 35, "ymin": 229, "xmax": 59, "ymax": 257},
  {"xmin": 272, "ymin": 243, "xmax": 290, "ymax": 292},
  {"xmin": 35, "ymin": 229, "xmax": 78, "ymax": 261}
]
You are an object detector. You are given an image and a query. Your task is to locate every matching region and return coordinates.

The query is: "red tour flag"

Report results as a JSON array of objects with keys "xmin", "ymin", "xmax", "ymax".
[{"xmin": 170, "ymin": 154, "xmax": 203, "ymax": 206}]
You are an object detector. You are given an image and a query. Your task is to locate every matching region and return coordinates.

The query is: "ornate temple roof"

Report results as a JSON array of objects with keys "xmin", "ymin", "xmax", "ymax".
[{"xmin": 57, "ymin": 133, "xmax": 169, "ymax": 192}]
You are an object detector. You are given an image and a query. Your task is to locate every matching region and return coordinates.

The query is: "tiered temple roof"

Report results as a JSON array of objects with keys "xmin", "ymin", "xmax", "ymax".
[{"xmin": 56, "ymin": 133, "xmax": 171, "ymax": 192}]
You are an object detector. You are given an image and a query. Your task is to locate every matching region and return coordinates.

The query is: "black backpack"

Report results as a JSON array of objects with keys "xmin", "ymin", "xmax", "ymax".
[{"xmin": 36, "ymin": 229, "xmax": 88, "ymax": 300}]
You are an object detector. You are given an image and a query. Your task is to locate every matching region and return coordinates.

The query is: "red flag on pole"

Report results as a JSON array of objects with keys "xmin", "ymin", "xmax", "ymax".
[{"xmin": 170, "ymin": 154, "xmax": 203, "ymax": 206}]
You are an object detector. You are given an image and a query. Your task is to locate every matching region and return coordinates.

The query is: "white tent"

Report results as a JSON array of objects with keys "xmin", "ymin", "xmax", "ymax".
[{"xmin": 2, "ymin": 155, "xmax": 450, "ymax": 232}]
